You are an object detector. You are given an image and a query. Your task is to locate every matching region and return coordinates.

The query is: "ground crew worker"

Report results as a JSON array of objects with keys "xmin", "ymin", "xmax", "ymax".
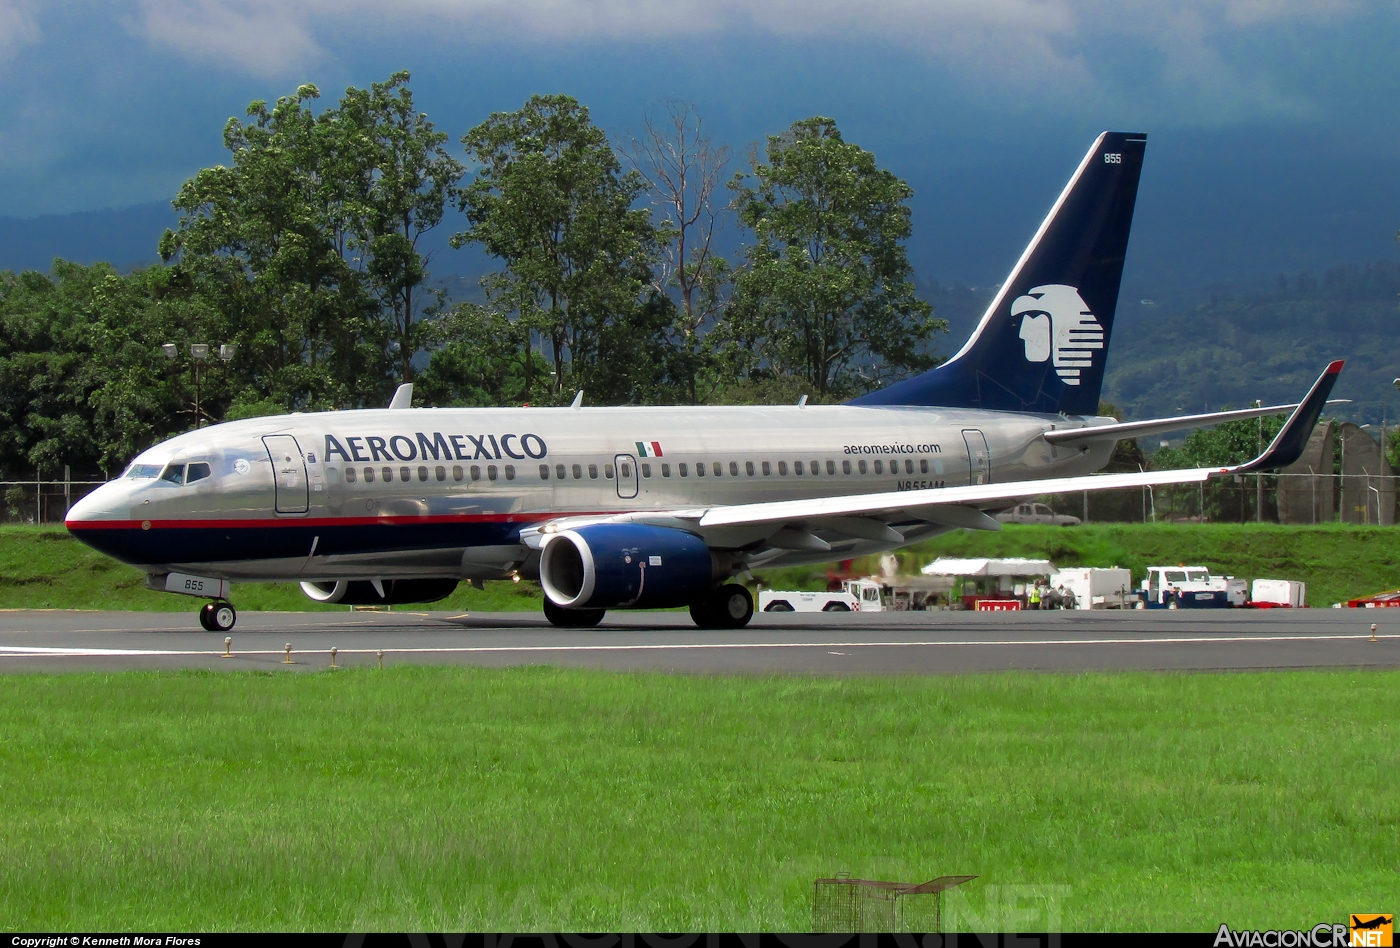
[{"xmin": 1029, "ymin": 583, "xmax": 1042, "ymax": 610}]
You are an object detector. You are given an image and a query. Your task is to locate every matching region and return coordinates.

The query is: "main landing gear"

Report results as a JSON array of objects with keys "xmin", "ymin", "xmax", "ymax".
[
  {"xmin": 199, "ymin": 600, "xmax": 237, "ymax": 632},
  {"xmin": 690, "ymin": 583, "xmax": 754, "ymax": 629}
]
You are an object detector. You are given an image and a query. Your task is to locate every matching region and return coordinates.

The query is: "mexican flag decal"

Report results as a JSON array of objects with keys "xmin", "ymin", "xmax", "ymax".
[{"xmin": 635, "ymin": 441, "xmax": 664, "ymax": 458}]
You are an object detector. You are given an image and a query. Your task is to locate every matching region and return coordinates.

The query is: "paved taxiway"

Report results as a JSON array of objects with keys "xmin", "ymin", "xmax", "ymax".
[{"xmin": 0, "ymin": 608, "xmax": 1396, "ymax": 673}]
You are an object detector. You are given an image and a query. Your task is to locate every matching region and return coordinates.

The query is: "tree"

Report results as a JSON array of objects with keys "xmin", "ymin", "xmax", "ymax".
[
  {"xmin": 451, "ymin": 94, "xmax": 672, "ymax": 405},
  {"xmin": 0, "ymin": 261, "xmax": 224, "ymax": 475},
  {"xmin": 623, "ymin": 101, "xmax": 731, "ymax": 403},
  {"xmin": 337, "ymin": 71, "xmax": 463, "ymax": 384},
  {"xmin": 722, "ymin": 117, "xmax": 944, "ymax": 400},
  {"xmin": 160, "ymin": 82, "xmax": 390, "ymax": 412}
]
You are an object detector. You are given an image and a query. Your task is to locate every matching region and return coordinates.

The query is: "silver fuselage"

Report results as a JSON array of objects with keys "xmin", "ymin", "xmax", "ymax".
[{"xmin": 65, "ymin": 404, "xmax": 1113, "ymax": 582}]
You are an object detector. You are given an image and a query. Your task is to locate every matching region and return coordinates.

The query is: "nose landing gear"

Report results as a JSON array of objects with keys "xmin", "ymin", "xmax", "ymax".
[{"xmin": 199, "ymin": 600, "xmax": 237, "ymax": 632}]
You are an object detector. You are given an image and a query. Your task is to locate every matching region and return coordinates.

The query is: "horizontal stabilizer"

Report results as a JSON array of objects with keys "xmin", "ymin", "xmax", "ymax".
[{"xmin": 1044, "ymin": 397, "xmax": 1351, "ymax": 446}]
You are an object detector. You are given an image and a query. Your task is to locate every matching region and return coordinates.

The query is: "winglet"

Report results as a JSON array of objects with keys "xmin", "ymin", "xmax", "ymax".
[
  {"xmin": 570, "ymin": 390, "xmax": 584, "ymax": 409},
  {"xmin": 1221, "ymin": 361, "xmax": 1343, "ymax": 475},
  {"xmin": 388, "ymin": 383, "xmax": 413, "ymax": 410}
]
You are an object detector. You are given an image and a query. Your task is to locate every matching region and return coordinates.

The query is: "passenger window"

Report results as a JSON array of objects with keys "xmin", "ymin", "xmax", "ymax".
[
  {"xmin": 827, "ymin": 460, "xmax": 836, "ymax": 475},
  {"xmin": 695, "ymin": 462, "xmax": 704, "ymax": 477},
  {"xmin": 186, "ymin": 462, "xmax": 211, "ymax": 483},
  {"xmin": 842, "ymin": 460, "xmax": 852, "ymax": 475},
  {"xmin": 661, "ymin": 464, "xmax": 671, "ymax": 477},
  {"xmin": 539, "ymin": 464, "xmax": 550, "ymax": 480},
  {"xmin": 810, "ymin": 460, "xmax": 819, "ymax": 475},
  {"xmin": 504, "ymin": 465, "xmax": 515, "ymax": 480},
  {"xmin": 160, "ymin": 464, "xmax": 185, "ymax": 484},
  {"xmin": 746, "ymin": 461, "xmax": 755, "ymax": 476},
  {"xmin": 729, "ymin": 461, "xmax": 739, "ymax": 476},
  {"xmin": 874, "ymin": 460, "xmax": 883, "ymax": 474},
  {"xmin": 364, "ymin": 467, "xmax": 376, "ymax": 483},
  {"xmin": 858, "ymin": 460, "xmax": 867, "ymax": 474},
  {"xmin": 778, "ymin": 461, "xmax": 788, "ymax": 475},
  {"xmin": 588, "ymin": 464, "xmax": 598, "ymax": 479},
  {"xmin": 382, "ymin": 466, "xmax": 393, "ymax": 482},
  {"xmin": 452, "ymin": 466, "xmax": 463, "ymax": 481},
  {"xmin": 435, "ymin": 466, "xmax": 446, "ymax": 481},
  {"xmin": 418, "ymin": 466, "xmax": 428, "ymax": 481},
  {"xmin": 604, "ymin": 464, "xmax": 614, "ymax": 478},
  {"xmin": 793, "ymin": 461, "xmax": 803, "ymax": 475},
  {"xmin": 556, "ymin": 464, "xmax": 567, "ymax": 480},
  {"xmin": 400, "ymin": 466, "xmax": 411, "ymax": 482},
  {"xmin": 905, "ymin": 459, "xmax": 914, "ymax": 474},
  {"xmin": 920, "ymin": 458, "xmax": 929, "ymax": 474},
  {"xmin": 345, "ymin": 467, "xmax": 357, "ymax": 483},
  {"xmin": 488, "ymin": 465, "xmax": 498, "ymax": 481},
  {"xmin": 762, "ymin": 461, "xmax": 771, "ymax": 476},
  {"xmin": 573, "ymin": 464, "xmax": 583, "ymax": 479},
  {"xmin": 713, "ymin": 462, "xmax": 722, "ymax": 476},
  {"xmin": 679, "ymin": 463, "xmax": 689, "ymax": 477},
  {"xmin": 620, "ymin": 462, "xmax": 631, "ymax": 478},
  {"xmin": 471, "ymin": 465, "xmax": 482, "ymax": 480},
  {"xmin": 641, "ymin": 463, "xmax": 651, "ymax": 478}
]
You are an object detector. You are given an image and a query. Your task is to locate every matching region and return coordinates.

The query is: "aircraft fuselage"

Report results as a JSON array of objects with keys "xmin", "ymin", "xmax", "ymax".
[{"xmin": 65, "ymin": 403, "xmax": 1112, "ymax": 581}]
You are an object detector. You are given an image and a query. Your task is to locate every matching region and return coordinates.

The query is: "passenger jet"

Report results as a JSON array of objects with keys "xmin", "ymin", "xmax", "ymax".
[{"xmin": 65, "ymin": 132, "xmax": 1344, "ymax": 631}]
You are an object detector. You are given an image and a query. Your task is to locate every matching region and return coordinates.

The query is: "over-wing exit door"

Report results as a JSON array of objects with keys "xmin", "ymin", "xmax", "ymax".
[
  {"xmin": 263, "ymin": 435, "xmax": 309, "ymax": 514},
  {"xmin": 962, "ymin": 429, "xmax": 990, "ymax": 485}
]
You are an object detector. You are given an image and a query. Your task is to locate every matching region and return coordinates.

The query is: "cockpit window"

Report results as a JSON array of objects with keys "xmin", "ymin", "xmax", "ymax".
[
  {"xmin": 126, "ymin": 464, "xmax": 162, "ymax": 479},
  {"xmin": 186, "ymin": 462, "xmax": 211, "ymax": 483},
  {"xmin": 160, "ymin": 464, "xmax": 186, "ymax": 485}
]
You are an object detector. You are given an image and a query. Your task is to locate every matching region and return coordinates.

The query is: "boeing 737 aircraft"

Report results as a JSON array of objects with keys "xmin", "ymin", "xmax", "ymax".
[{"xmin": 65, "ymin": 132, "xmax": 1343, "ymax": 632}]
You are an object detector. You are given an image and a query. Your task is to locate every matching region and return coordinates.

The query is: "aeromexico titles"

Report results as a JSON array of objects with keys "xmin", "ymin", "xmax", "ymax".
[{"xmin": 66, "ymin": 131, "xmax": 1346, "ymax": 632}]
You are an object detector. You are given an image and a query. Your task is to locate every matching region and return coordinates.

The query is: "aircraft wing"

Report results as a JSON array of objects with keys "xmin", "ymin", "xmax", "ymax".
[
  {"xmin": 523, "ymin": 361, "xmax": 1342, "ymax": 552},
  {"xmin": 1044, "ymin": 394, "xmax": 1349, "ymax": 447}
]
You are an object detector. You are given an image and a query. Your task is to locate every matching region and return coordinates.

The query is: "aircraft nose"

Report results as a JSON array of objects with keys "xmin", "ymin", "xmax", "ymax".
[{"xmin": 65, "ymin": 481, "xmax": 129, "ymax": 526}]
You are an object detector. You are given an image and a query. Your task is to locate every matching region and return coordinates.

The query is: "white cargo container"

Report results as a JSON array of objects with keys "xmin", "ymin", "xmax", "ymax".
[
  {"xmin": 1049, "ymin": 567, "xmax": 1134, "ymax": 609},
  {"xmin": 1251, "ymin": 578, "xmax": 1306, "ymax": 607}
]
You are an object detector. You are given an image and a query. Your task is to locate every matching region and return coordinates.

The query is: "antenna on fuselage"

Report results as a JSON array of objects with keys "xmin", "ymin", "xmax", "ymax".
[
  {"xmin": 570, "ymin": 390, "xmax": 584, "ymax": 409},
  {"xmin": 388, "ymin": 383, "xmax": 413, "ymax": 409}
]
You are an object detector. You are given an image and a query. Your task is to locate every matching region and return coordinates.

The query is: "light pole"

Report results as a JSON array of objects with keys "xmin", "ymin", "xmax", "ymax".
[{"xmin": 162, "ymin": 342, "xmax": 236, "ymax": 428}]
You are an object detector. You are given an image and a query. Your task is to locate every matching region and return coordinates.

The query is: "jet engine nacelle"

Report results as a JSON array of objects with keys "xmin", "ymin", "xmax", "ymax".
[
  {"xmin": 299, "ymin": 579, "xmax": 459, "ymax": 606},
  {"xmin": 539, "ymin": 523, "xmax": 717, "ymax": 610}
]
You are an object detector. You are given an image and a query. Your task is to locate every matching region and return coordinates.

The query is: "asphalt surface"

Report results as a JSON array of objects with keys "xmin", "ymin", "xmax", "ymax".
[{"xmin": 0, "ymin": 607, "xmax": 1397, "ymax": 674}]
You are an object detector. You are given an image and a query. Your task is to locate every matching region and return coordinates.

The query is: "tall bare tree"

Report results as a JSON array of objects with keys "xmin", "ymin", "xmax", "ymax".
[{"xmin": 624, "ymin": 101, "xmax": 731, "ymax": 403}]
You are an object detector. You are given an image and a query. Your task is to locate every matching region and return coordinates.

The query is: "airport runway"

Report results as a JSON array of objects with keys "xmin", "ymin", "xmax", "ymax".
[{"xmin": 0, "ymin": 607, "xmax": 1397, "ymax": 673}]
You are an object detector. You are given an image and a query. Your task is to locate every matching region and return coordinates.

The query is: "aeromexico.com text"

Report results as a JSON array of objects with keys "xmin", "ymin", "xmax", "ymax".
[
  {"xmin": 845, "ymin": 443, "xmax": 942, "ymax": 455},
  {"xmin": 324, "ymin": 433, "xmax": 548, "ymax": 464}
]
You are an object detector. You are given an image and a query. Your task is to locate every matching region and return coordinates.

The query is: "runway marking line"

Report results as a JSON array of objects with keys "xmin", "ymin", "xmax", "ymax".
[{"xmin": 0, "ymin": 633, "xmax": 1396, "ymax": 658}]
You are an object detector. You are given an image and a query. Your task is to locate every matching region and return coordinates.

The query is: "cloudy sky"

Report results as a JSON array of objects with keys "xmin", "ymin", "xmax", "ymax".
[{"xmin": 0, "ymin": 0, "xmax": 1397, "ymax": 286}]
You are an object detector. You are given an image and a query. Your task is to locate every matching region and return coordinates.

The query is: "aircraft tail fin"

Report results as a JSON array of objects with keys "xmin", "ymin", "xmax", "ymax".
[{"xmin": 852, "ymin": 131, "xmax": 1147, "ymax": 415}]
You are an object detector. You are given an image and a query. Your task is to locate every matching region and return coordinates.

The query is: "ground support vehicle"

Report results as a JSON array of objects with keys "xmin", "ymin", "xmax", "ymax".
[
  {"xmin": 759, "ymin": 579, "xmax": 884, "ymax": 613},
  {"xmin": 1139, "ymin": 566, "xmax": 1247, "ymax": 609}
]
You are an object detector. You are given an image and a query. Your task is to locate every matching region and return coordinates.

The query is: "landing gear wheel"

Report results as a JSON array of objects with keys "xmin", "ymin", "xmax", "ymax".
[
  {"xmin": 690, "ymin": 583, "xmax": 754, "ymax": 629},
  {"xmin": 200, "ymin": 601, "xmax": 236, "ymax": 632},
  {"xmin": 543, "ymin": 597, "xmax": 605, "ymax": 629}
]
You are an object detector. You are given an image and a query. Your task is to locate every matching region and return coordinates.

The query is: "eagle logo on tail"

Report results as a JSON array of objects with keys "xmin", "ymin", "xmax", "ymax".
[{"xmin": 1013, "ymin": 284, "xmax": 1104, "ymax": 386}]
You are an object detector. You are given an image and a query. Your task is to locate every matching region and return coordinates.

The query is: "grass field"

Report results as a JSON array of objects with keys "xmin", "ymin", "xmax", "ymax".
[
  {"xmin": 2, "ymin": 521, "xmax": 1397, "ymax": 613},
  {"xmin": 0, "ymin": 667, "xmax": 1392, "ymax": 931}
]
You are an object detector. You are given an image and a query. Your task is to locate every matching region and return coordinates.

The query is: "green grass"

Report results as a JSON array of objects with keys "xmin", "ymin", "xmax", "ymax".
[
  {"xmin": 0, "ymin": 667, "xmax": 1393, "ymax": 930},
  {"xmin": 758, "ymin": 522, "xmax": 1400, "ymax": 608},
  {"xmin": 6, "ymin": 521, "xmax": 1398, "ymax": 612}
]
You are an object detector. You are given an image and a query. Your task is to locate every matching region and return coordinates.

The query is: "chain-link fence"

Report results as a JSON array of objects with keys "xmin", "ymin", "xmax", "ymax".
[{"xmin": 0, "ymin": 475, "xmax": 108, "ymax": 524}]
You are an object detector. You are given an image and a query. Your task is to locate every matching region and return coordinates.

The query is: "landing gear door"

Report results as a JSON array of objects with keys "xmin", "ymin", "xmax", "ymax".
[
  {"xmin": 263, "ymin": 435, "xmax": 309, "ymax": 514},
  {"xmin": 962, "ymin": 429, "xmax": 991, "ymax": 485},
  {"xmin": 615, "ymin": 454, "xmax": 639, "ymax": 499}
]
